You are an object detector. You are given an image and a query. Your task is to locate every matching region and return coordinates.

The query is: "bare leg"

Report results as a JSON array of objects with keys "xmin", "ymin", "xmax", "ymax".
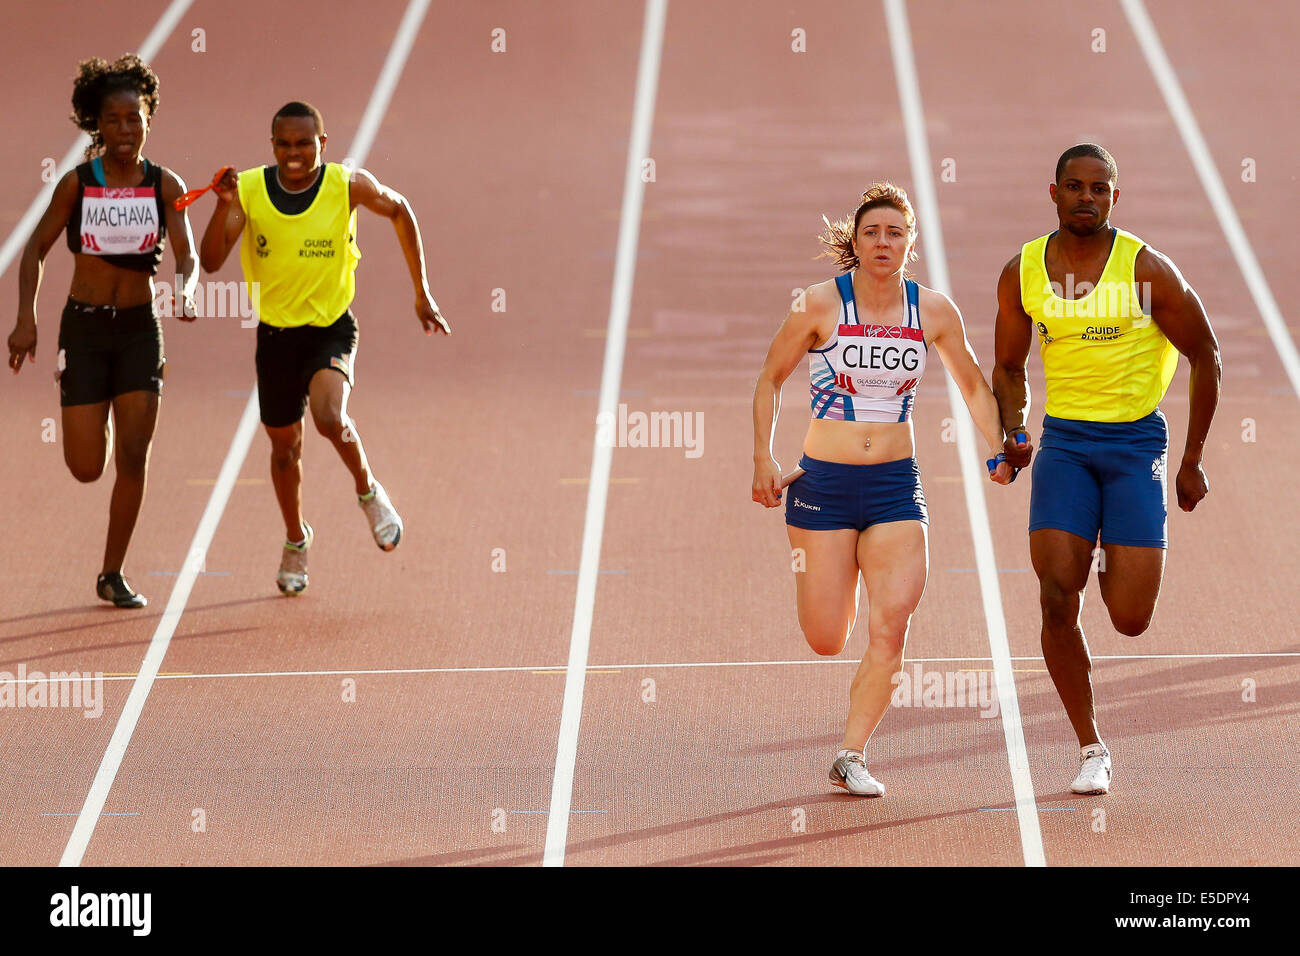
[
  {"xmin": 100, "ymin": 391, "xmax": 159, "ymax": 574},
  {"xmin": 61, "ymin": 400, "xmax": 112, "ymax": 484},
  {"xmin": 843, "ymin": 520, "xmax": 928, "ymax": 751},
  {"xmin": 1098, "ymin": 543, "xmax": 1166, "ymax": 636},
  {"xmin": 785, "ymin": 525, "xmax": 861, "ymax": 656},
  {"xmin": 1030, "ymin": 529, "xmax": 1099, "ymax": 747},
  {"xmin": 265, "ymin": 421, "xmax": 306, "ymax": 542},
  {"xmin": 307, "ymin": 369, "xmax": 372, "ymax": 496}
]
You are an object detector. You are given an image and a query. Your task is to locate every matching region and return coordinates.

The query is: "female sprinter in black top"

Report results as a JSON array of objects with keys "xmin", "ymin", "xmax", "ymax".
[{"xmin": 7, "ymin": 55, "xmax": 199, "ymax": 607}]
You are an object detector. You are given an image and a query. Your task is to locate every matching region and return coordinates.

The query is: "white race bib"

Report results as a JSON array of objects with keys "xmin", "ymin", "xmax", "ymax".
[{"xmin": 79, "ymin": 187, "xmax": 160, "ymax": 256}]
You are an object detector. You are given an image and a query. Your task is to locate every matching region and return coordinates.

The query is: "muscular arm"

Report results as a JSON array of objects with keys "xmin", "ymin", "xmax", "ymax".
[
  {"xmin": 8, "ymin": 171, "xmax": 78, "ymax": 371},
  {"xmin": 1138, "ymin": 246, "xmax": 1222, "ymax": 511},
  {"xmin": 198, "ymin": 167, "xmax": 245, "ymax": 273},
  {"xmin": 925, "ymin": 289, "xmax": 1008, "ymax": 466},
  {"xmin": 992, "ymin": 254, "xmax": 1036, "ymax": 466},
  {"xmin": 349, "ymin": 168, "xmax": 449, "ymax": 335},
  {"xmin": 161, "ymin": 170, "xmax": 199, "ymax": 319},
  {"xmin": 751, "ymin": 282, "xmax": 832, "ymax": 505}
]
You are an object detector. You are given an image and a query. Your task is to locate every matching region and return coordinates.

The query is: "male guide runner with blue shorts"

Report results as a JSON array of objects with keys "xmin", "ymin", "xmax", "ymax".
[{"xmin": 993, "ymin": 144, "xmax": 1222, "ymax": 794}]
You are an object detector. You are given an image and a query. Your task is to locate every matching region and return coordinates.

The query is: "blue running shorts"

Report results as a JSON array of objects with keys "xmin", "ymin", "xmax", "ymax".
[
  {"xmin": 785, "ymin": 455, "xmax": 928, "ymax": 531},
  {"xmin": 1028, "ymin": 410, "xmax": 1169, "ymax": 548}
]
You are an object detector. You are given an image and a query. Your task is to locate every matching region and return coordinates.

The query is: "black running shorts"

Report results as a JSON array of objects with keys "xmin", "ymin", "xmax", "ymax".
[
  {"xmin": 56, "ymin": 298, "xmax": 165, "ymax": 407},
  {"xmin": 255, "ymin": 311, "xmax": 359, "ymax": 427}
]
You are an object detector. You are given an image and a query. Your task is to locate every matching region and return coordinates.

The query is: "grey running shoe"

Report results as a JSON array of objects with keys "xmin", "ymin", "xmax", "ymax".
[
  {"xmin": 830, "ymin": 751, "xmax": 886, "ymax": 797},
  {"xmin": 359, "ymin": 481, "xmax": 402, "ymax": 551},
  {"xmin": 277, "ymin": 524, "xmax": 314, "ymax": 595},
  {"xmin": 1070, "ymin": 745, "xmax": 1112, "ymax": 795}
]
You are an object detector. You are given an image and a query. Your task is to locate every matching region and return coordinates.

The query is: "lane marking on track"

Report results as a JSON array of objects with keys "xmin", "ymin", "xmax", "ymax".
[
  {"xmin": 979, "ymin": 808, "xmax": 1075, "ymax": 813},
  {"xmin": 1121, "ymin": 0, "xmax": 1300, "ymax": 401},
  {"xmin": 543, "ymin": 0, "xmax": 668, "ymax": 870},
  {"xmin": 14, "ymin": 651, "xmax": 1286, "ymax": 686},
  {"xmin": 147, "ymin": 571, "xmax": 231, "ymax": 577},
  {"xmin": 0, "ymin": 0, "xmax": 195, "ymax": 281},
  {"xmin": 583, "ymin": 328, "xmax": 652, "ymax": 337},
  {"xmin": 546, "ymin": 569, "xmax": 630, "ymax": 575},
  {"xmin": 559, "ymin": 477, "xmax": 641, "ymax": 484},
  {"xmin": 883, "ymin": 0, "xmax": 1045, "ymax": 868},
  {"xmin": 56, "ymin": 0, "xmax": 433, "ymax": 869}
]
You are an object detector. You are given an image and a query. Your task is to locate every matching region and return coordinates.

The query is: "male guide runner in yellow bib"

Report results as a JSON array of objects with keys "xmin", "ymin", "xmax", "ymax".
[
  {"xmin": 200, "ymin": 101, "xmax": 451, "ymax": 595},
  {"xmin": 993, "ymin": 144, "xmax": 1221, "ymax": 797},
  {"xmin": 236, "ymin": 160, "xmax": 360, "ymax": 328}
]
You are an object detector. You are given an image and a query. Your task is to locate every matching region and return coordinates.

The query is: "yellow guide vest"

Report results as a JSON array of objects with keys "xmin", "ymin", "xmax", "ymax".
[
  {"xmin": 1020, "ymin": 227, "xmax": 1177, "ymax": 422},
  {"xmin": 237, "ymin": 163, "xmax": 361, "ymax": 328}
]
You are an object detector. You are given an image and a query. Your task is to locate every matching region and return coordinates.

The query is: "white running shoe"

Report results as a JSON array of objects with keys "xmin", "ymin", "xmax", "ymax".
[
  {"xmin": 277, "ymin": 524, "xmax": 314, "ymax": 595},
  {"xmin": 1070, "ymin": 745, "xmax": 1112, "ymax": 794},
  {"xmin": 830, "ymin": 751, "xmax": 886, "ymax": 797},
  {"xmin": 359, "ymin": 481, "xmax": 403, "ymax": 551}
]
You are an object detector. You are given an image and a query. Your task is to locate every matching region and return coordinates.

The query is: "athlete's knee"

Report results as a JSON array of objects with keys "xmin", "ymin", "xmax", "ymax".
[
  {"xmin": 1039, "ymin": 579, "xmax": 1082, "ymax": 630},
  {"xmin": 115, "ymin": 435, "xmax": 152, "ymax": 475},
  {"xmin": 802, "ymin": 619, "xmax": 852, "ymax": 656},
  {"xmin": 870, "ymin": 597, "xmax": 913, "ymax": 640},
  {"xmin": 66, "ymin": 457, "xmax": 105, "ymax": 483},
  {"xmin": 311, "ymin": 407, "xmax": 348, "ymax": 441},
  {"xmin": 1108, "ymin": 608, "xmax": 1152, "ymax": 637},
  {"xmin": 269, "ymin": 436, "xmax": 302, "ymax": 469},
  {"xmin": 868, "ymin": 630, "xmax": 907, "ymax": 661}
]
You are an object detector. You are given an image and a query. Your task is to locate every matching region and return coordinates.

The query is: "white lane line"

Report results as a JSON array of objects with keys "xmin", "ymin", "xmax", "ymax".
[
  {"xmin": 3, "ymin": 650, "xmax": 1288, "ymax": 687},
  {"xmin": 0, "ymin": 0, "xmax": 195, "ymax": 280},
  {"xmin": 57, "ymin": 0, "xmax": 432, "ymax": 868},
  {"xmin": 58, "ymin": 392, "xmax": 260, "ymax": 868},
  {"xmin": 1121, "ymin": 0, "xmax": 1300, "ymax": 400},
  {"xmin": 543, "ymin": 0, "xmax": 668, "ymax": 869},
  {"xmin": 343, "ymin": 0, "xmax": 431, "ymax": 172},
  {"xmin": 883, "ymin": 0, "xmax": 1045, "ymax": 868}
]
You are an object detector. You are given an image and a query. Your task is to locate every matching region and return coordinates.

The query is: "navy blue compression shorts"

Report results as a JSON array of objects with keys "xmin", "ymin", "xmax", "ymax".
[
  {"xmin": 1028, "ymin": 410, "xmax": 1169, "ymax": 549},
  {"xmin": 784, "ymin": 455, "xmax": 928, "ymax": 531}
]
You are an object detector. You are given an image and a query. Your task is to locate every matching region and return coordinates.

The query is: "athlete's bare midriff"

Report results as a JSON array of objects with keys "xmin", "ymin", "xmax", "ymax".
[
  {"xmin": 67, "ymin": 254, "xmax": 156, "ymax": 309},
  {"xmin": 803, "ymin": 418, "xmax": 915, "ymax": 465}
]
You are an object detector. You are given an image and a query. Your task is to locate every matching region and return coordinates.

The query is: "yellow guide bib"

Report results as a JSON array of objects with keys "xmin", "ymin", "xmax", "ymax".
[
  {"xmin": 1020, "ymin": 228, "xmax": 1177, "ymax": 423},
  {"xmin": 237, "ymin": 163, "xmax": 360, "ymax": 328}
]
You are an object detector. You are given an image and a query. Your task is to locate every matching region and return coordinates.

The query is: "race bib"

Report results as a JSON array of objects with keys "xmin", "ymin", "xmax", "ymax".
[
  {"xmin": 79, "ymin": 187, "xmax": 160, "ymax": 256},
  {"xmin": 831, "ymin": 324, "xmax": 926, "ymax": 396}
]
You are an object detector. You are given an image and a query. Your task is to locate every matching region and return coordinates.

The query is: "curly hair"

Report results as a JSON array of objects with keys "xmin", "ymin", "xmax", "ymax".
[
  {"xmin": 70, "ymin": 54, "xmax": 160, "ymax": 158},
  {"xmin": 818, "ymin": 182, "xmax": 919, "ymax": 275}
]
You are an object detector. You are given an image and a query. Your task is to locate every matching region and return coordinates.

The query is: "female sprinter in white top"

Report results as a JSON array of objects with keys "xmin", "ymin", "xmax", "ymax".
[{"xmin": 752, "ymin": 182, "xmax": 1013, "ymax": 795}]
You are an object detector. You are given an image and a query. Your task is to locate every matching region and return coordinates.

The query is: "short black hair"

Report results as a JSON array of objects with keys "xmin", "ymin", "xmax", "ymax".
[
  {"xmin": 271, "ymin": 101, "xmax": 324, "ymax": 136},
  {"xmin": 1056, "ymin": 143, "xmax": 1117, "ymax": 185}
]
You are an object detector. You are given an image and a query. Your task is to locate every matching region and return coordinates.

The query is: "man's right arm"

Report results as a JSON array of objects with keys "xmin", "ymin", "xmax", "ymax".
[
  {"xmin": 993, "ymin": 254, "xmax": 1035, "ymax": 467},
  {"xmin": 199, "ymin": 169, "xmax": 245, "ymax": 273}
]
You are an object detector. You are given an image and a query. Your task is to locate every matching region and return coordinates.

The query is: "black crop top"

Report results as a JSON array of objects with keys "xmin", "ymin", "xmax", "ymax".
[{"xmin": 65, "ymin": 157, "xmax": 167, "ymax": 274}]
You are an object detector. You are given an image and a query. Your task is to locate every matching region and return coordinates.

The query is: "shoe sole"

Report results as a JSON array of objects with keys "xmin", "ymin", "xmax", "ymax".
[
  {"xmin": 1071, "ymin": 773, "xmax": 1112, "ymax": 795},
  {"xmin": 101, "ymin": 597, "xmax": 148, "ymax": 609},
  {"xmin": 97, "ymin": 588, "xmax": 147, "ymax": 609},
  {"xmin": 830, "ymin": 774, "xmax": 885, "ymax": 797}
]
